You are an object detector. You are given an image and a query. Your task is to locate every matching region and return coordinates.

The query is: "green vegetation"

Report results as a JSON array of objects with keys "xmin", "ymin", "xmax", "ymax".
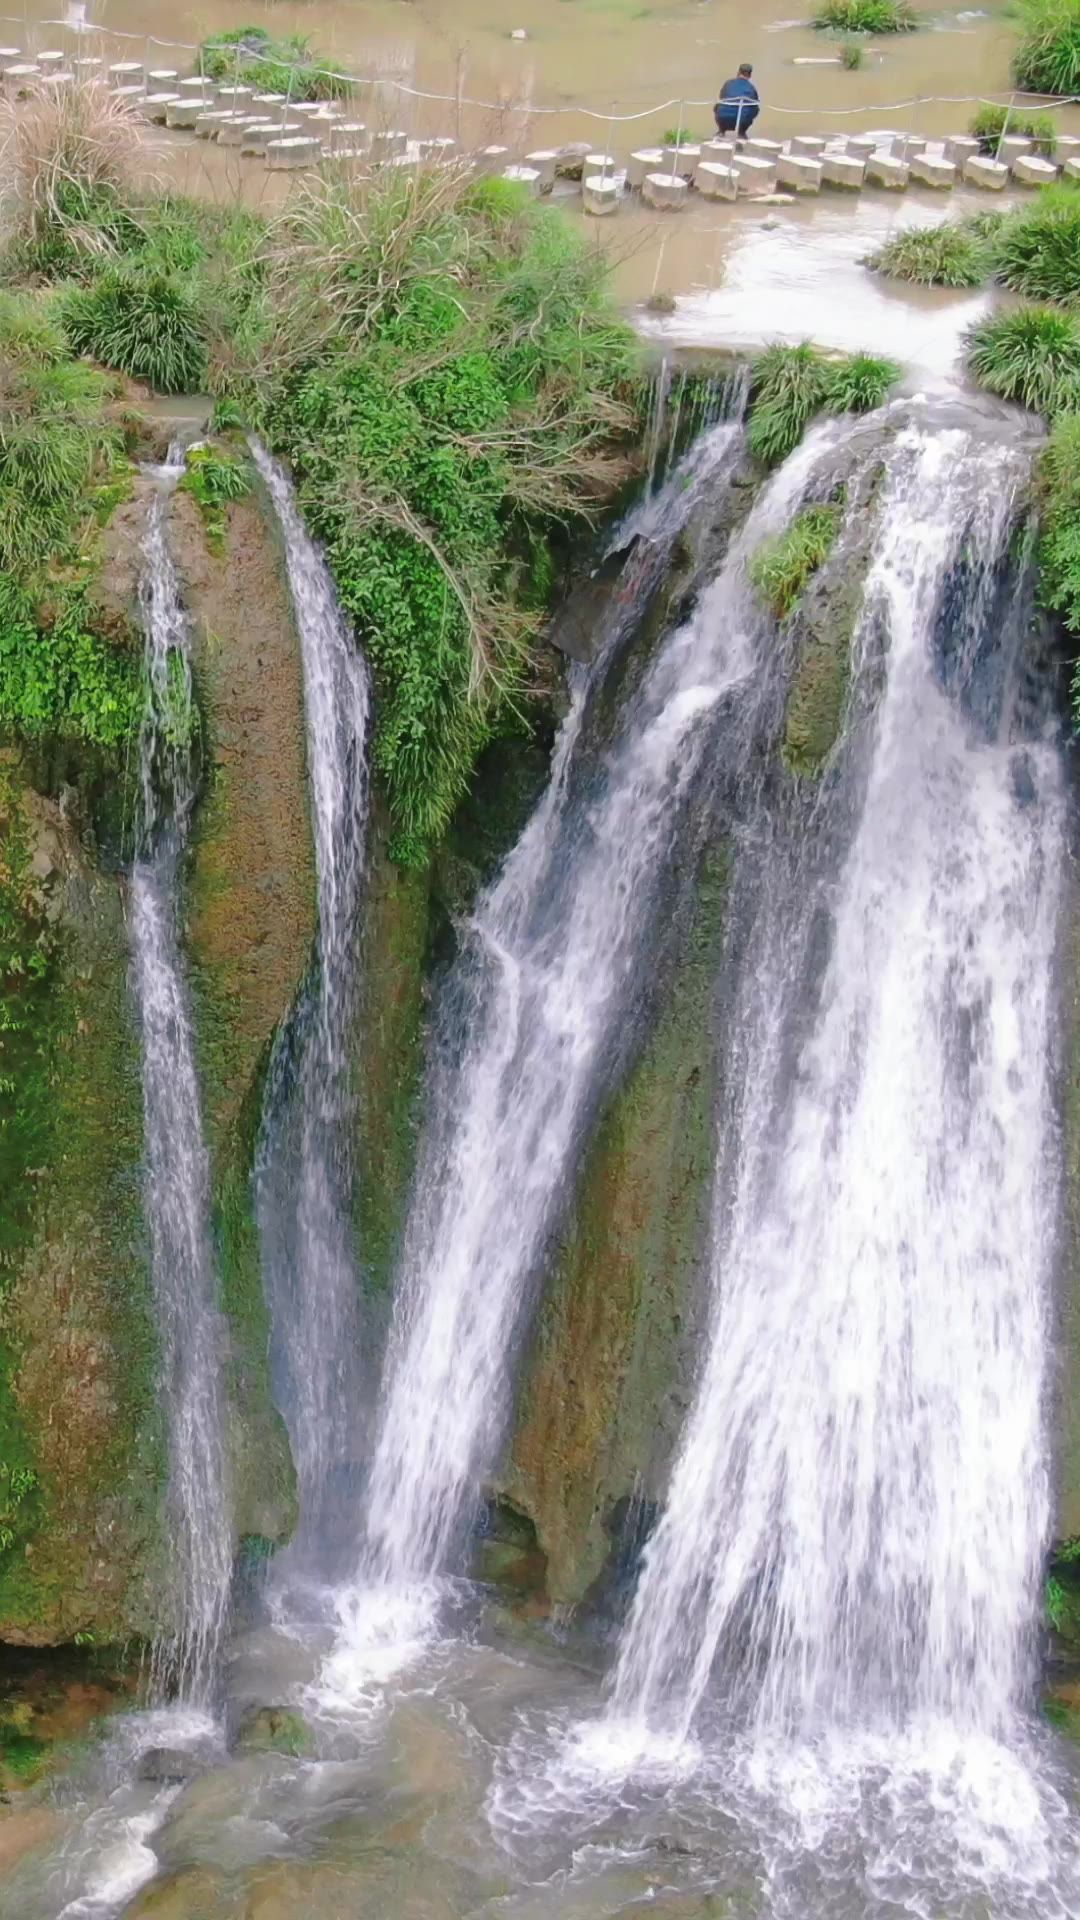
[
  {"xmin": 748, "ymin": 344, "xmax": 899, "ymax": 465},
  {"xmin": 866, "ymin": 221, "xmax": 990, "ymax": 287},
  {"xmin": 0, "ymin": 79, "xmax": 144, "ymax": 280},
  {"xmin": 62, "ymin": 268, "xmax": 206, "ymax": 394},
  {"xmin": 966, "ymin": 305, "xmax": 1080, "ymax": 416},
  {"xmin": 179, "ymin": 443, "xmax": 251, "ymax": 551},
  {"xmin": 1013, "ymin": 0, "xmax": 1080, "ymax": 96},
  {"xmin": 813, "ymin": 0, "xmax": 915, "ymax": 31},
  {"xmin": 199, "ymin": 25, "xmax": 349, "ymax": 101},
  {"xmin": 751, "ymin": 502, "xmax": 843, "ymax": 619},
  {"xmin": 993, "ymin": 184, "xmax": 1080, "ymax": 304},
  {"xmin": 1034, "ymin": 415, "xmax": 1080, "ymax": 721},
  {"xmin": 661, "ymin": 126, "xmax": 697, "ymax": 146},
  {"xmin": 970, "ymin": 102, "xmax": 1058, "ymax": 153},
  {"xmin": 0, "ymin": 580, "xmax": 142, "ymax": 751},
  {"xmin": 841, "ymin": 38, "xmax": 866, "ymax": 66}
]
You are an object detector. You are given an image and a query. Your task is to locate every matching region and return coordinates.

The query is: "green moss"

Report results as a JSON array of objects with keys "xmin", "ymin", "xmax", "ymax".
[{"xmin": 751, "ymin": 500, "xmax": 842, "ymax": 620}]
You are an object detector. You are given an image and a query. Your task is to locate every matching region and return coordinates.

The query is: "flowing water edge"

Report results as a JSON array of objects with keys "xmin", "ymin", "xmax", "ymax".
[{"xmin": 6, "ymin": 394, "xmax": 1080, "ymax": 1919}]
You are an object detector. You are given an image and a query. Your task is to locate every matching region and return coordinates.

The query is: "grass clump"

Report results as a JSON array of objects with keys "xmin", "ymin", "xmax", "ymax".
[
  {"xmin": 992, "ymin": 185, "xmax": 1080, "ymax": 304},
  {"xmin": 1013, "ymin": 0, "xmax": 1080, "ymax": 96},
  {"xmin": 0, "ymin": 78, "xmax": 145, "ymax": 278},
  {"xmin": 0, "ymin": 578, "xmax": 142, "ymax": 750},
  {"xmin": 841, "ymin": 38, "xmax": 866, "ymax": 65},
  {"xmin": 748, "ymin": 343, "xmax": 899, "ymax": 464},
  {"xmin": 813, "ymin": 0, "xmax": 915, "ymax": 31},
  {"xmin": 179, "ymin": 442, "xmax": 251, "ymax": 551},
  {"xmin": 199, "ymin": 26, "xmax": 348, "ymax": 101},
  {"xmin": 966, "ymin": 305, "xmax": 1080, "ymax": 415},
  {"xmin": 969, "ymin": 102, "xmax": 1058, "ymax": 154},
  {"xmin": 1034, "ymin": 413, "xmax": 1080, "ymax": 676},
  {"xmin": 244, "ymin": 168, "xmax": 638, "ymax": 863},
  {"xmin": 866, "ymin": 221, "xmax": 990, "ymax": 287},
  {"xmin": 61, "ymin": 267, "xmax": 207, "ymax": 393},
  {"xmin": 751, "ymin": 502, "xmax": 842, "ymax": 619}
]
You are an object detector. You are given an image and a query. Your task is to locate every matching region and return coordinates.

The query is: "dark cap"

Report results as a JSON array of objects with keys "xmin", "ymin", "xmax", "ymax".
[{"xmin": 738, "ymin": 61, "xmax": 753, "ymax": 74}]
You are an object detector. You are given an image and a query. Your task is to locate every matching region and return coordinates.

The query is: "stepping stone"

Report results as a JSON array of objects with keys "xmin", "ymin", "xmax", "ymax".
[
  {"xmin": 290, "ymin": 101, "xmax": 334, "ymax": 119},
  {"xmin": 700, "ymin": 136, "xmax": 736, "ymax": 163},
  {"xmin": 1065, "ymin": 156, "xmax": 1080, "ymax": 181},
  {"xmin": 266, "ymin": 136, "xmax": 322, "ymax": 170},
  {"xmin": 0, "ymin": 49, "xmax": 23, "ymax": 71},
  {"xmin": 822, "ymin": 152, "xmax": 864, "ymax": 189},
  {"xmin": 2, "ymin": 64, "xmax": 40, "ymax": 93},
  {"xmin": 695, "ymin": 160, "xmax": 738, "ymax": 200},
  {"xmin": 910, "ymin": 152, "xmax": 956, "ymax": 188},
  {"xmin": 242, "ymin": 121, "xmax": 301, "ymax": 154},
  {"xmin": 389, "ymin": 152, "xmax": 421, "ymax": 173},
  {"xmin": 371, "ymin": 129, "xmax": 407, "ymax": 159},
  {"xmin": 1054, "ymin": 134, "xmax": 1080, "ymax": 163},
  {"xmin": 37, "ymin": 50, "xmax": 66, "ymax": 72},
  {"xmin": 999, "ymin": 135, "xmax": 1032, "ymax": 165},
  {"xmin": 475, "ymin": 143, "xmax": 510, "ymax": 172},
  {"xmin": 165, "ymin": 99, "xmax": 204, "ymax": 128},
  {"xmin": 218, "ymin": 115, "xmax": 272, "ymax": 147},
  {"xmin": 791, "ymin": 135, "xmax": 827, "ymax": 159},
  {"xmin": 251, "ymin": 92, "xmax": 286, "ymax": 109},
  {"xmin": 141, "ymin": 94, "xmax": 181, "ymax": 123},
  {"xmin": 847, "ymin": 134, "xmax": 878, "ymax": 160},
  {"xmin": 524, "ymin": 148, "xmax": 558, "ymax": 188},
  {"xmin": 178, "ymin": 76, "xmax": 214, "ymax": 98},
  {"xmin": 423, "ymin": 135, "xmax": 459, "ymax": 162},
  {"xmin": 642, "ymin": 170, "xmax": 688, "ymax": 209},
  {"xmin": 72, "ymin": 57, "xmax": 103, "ymax": 78},
  {"xmin": 330, "ymin": 122, "xmax": 369, "ymax": 152},
  {"xmin": 108, "ymin": 61, "xmax": 143, "ymax": 85},
  {"xmin": 963, "ymin": 154, "xmax": 1009, "ymax": 189},
  {"xmin": 866, "ymin": 152, "xmax": 909, "ymax": 189},
  {"xmin": 111, "ymin": 86, "xmax": 144, "ymax": 106},
  {"xmin": 662, "ymin": 142, "xmax": 700, "ymax": 178},
  {"xmin": 628, "ymin": 147, "xmax": 664, "ymax": 188},
  {"xmin": 585, "ymin": 150, "xmax": 617, "ymax": 175},
  {"xmin": 863, "ymin": 128, "xmax": 898, "ymax": 149},
  {"xmin": 555, "ymin": 142, "xmax": 591, "ymax": 178},
  {"xmin": 215, "ymin": 85, "xmax": 254, "ymax": 111},
  {"xmin": 582, "ymin": 173, "xmax": 620, "ymax": 215},
  {"xmin": 146, "ymin": 69, "xmax": 178, "ymax": 89},
  {"xmin": 893, "ymin": 133, "xmax": 926, "ymax": 158},
  {"xmin": 40, "ymin": 72, "xmax": 73, "ymax": 91},
  {"xmin": 745, "ymin": 136, "xmax": 783, "ymax": 161},
  {"xmin": 504, "ymin": 163, "xmax": 544, "ymax": 196},
  {"xmin": 1012, "ymin": 153, "xmax": 1059, "ymax": 184},
  {"xmin": 778, "ymin": 152, "xmax": 822, "ymax": 192},
  {"xmin": 732, "ymin": 153, "xmax": 777, "ymax": 196},
  {"xmin": 195, "ymin": 110, "xmax": 235, "ymax": 137},
  {"xmin": 944, "ymin": 135, "xmax": 979, "ymax": 166}
]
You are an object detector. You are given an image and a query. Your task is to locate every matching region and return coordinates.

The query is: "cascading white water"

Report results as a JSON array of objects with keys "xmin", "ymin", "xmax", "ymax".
[
  {"xmin": 324, "ymin": 415, "xmax": 846, "ymax": 1683},
  {"xmin": 130, "ymin": 451, "xmax": 231, "ymax": 1702},
  {"xmin": 609, "ymin": 420, "xmax": 1064, "ymax": 1768},
  {"xmin": 251, "ymin": 442, "xmax": 371, "ymax": 1556}
]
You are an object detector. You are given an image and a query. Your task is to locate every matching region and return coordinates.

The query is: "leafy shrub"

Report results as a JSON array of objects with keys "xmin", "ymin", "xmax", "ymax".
[
  {"xmin": 747, "ymin": 343, "xmax": 898, "ymax": 464},
  {"xmin": 1013, "ymin": 0, "xmax": 1080, "ymax": 95},
  {"xmin": 62, "ymin": 267, "xmax": 207, "ymax": 393},
  {"xmin": 966, "ymin": 305, "xmax": 1080, "ymax": 415},
  {"xmin": 1035, "ymin": 414, "xmax": 1080, "ymax": 675},
  {"xmin": 866, "ymin": 222, "xmax": 989, "ymax": 287},
  {"xmin": 0, "ymin": 577, "xmax": 142, "ymax": 750},
  {"xmin": 661, "ymin": 126, "xmax": 699, "ymax": 146},
  {"xmin": 180, "ymin": 442, "xmax": 251, "ymax": 549},
  {"xmin": 991, "ymin": 185, "xmax": 1080, "ymax": 304},
  {"xmin": 0, "ymin": 322, "xmax": 121, "ymax": 577},
  {"xmin": 751, "ymin": 502, "xmax": 842, "ymax": 618},
  {"xmin": 199, "ymin": 26, "xmax": 348, "ymax": 101},
  {"xmin": 969, "ymin": 102, "xmax": 1058, "ymax": 154},
  {"xmin": 813, "ymin": 0, "xmax": 915, "ymax": 31},
  {"xmin": 841, "ymin": 38, "xmax": 866, "ymax": 65}
]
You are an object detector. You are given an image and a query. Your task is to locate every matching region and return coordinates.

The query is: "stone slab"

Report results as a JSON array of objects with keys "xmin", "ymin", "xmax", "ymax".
[
  {"xmin": 1065, "ymin": 156, "xmax": 1080, "ymax": 181},
  {"xmin": 999, "ymin": 134, "xmax": 1033, "ymax": 164},
  {"xmin": 642, "ymin": 170, "xmax": 688, "ymax": 209},
  {"xmin": 146, "ymin": 69, "xmax": 178, "ymax": 88},
  {"xmin": 524, "ymin": 148, "xmax": 558, "ymax": 187},
  {"xmin": 732, "ymin": 153, "xmax": 777, "ymax": 195},
  {"xmin": 822, "ymin": 152, "xmax": 865, "ymax": 189},
  {"xmin": 108, "ymin": 61, "xmax": 143, "ymax": 83},
  {"xmin": 945, "ymin": 135, "xmax": 980, "ymax": 165},
  {"xmin": 695, "ymin": 160, "xmax": 738, "ymax": 200},
  {"xmin": 847, "ymin": 134, "xmax": 879, "ymax": 159},
  {"xmin": 628, "ymin": 147, "xmax": 663, "ymax": 188},
  {"xmin": 791, "ymin": 134, "xmax": 827, "ymax": 158},
  {"xmin": 583, "ymin": 174, "xmax": 620, "ymax": 215},
  {"xmin": 265, "ymin": 136, "xmax": 323, "ymax": 170},
  {"xmin": 165, "ymin": 99, "xmax": 204, "ymax": 128},
  {"xmin": 910, "ymin": 153, "xmax": 956, "ymax": 188},
  {"xmin": 745, "ymin": 136, "xmax": 783, "ymax": 160},
  {"xmin": 777, "ymin": 152, "xmax": 822, "ymax": 192},
  {"xmin": 963, "ymin": 153, "xmax": 1010, "ymax": 190},
  {"xmin": 1012, "ymin": 153, "xmax": 1059, "ymax": 184},
  {"xmin": 371, "ymin": 129, "xmax": 407, "ymax": 158},
  {"xmin": 504, "ymin": 164, "xmax": 543, "ymax": 196},
  {"xmin": 140, "ymin": 93, "xmax": 181, "ymax": 123},
  {"xmin": 662, "ymin": 142, "xmax": 701, "ymax": 177},
  {"xmin": 866, "ymin": 153, "xmax": 910, "ymax": 189}
]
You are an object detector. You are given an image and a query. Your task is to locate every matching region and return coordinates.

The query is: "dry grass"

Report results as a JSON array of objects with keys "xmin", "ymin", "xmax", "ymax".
[{"xmin": 0, "ymin": 78, "xmax": 149, "ymax": 268}]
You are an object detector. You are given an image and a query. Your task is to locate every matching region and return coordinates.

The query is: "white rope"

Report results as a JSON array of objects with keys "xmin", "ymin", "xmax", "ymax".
[{"xmin": 2, "ymin": 23, "xmax": 1078, "ymax": 122}]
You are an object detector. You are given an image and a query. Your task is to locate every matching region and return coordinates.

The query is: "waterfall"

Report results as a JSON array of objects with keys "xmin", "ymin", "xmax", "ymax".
[
  {"xmin": 327, "ymin": 409, "xmax": 841, "ymax": 1677},
  {"xmin": 251, "ymin": 442, "xmax": 371, "ymax": 1561},
  {"xmin": 608, "ymin": 417, "xmax": 1064, "ymax": 1769},
  {"xmin": 130, "ymin": 450, "xmax": 231, "ymax": 1702}
]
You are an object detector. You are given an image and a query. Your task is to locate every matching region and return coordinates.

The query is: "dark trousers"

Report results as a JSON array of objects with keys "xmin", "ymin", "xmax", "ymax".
[{"xmin": 715, "ymin": 102, "xmax": 759, "ymax": 137}]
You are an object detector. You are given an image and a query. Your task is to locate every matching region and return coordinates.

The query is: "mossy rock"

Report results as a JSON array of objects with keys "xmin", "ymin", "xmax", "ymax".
[{"xmin": 235, "ymin": 1705, "xmax": 312, "ymax": 1758}]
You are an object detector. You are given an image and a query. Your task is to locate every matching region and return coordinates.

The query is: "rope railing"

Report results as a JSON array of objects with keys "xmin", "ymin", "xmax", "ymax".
[{"xmin": 2, "ymin": 20, "xmax": 1079, "ymax": 123}]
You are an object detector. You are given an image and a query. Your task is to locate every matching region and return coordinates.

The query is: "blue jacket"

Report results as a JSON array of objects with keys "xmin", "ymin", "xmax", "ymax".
[{"xmin": 720, "ymin": 75, "xmax": 759, "ymax": 104}]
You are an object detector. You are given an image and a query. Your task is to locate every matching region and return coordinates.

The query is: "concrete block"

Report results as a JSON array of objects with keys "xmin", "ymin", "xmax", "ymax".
[
  {"xmin": 178, "ymin": 76, "xmax": 214, "ymax": 99},
  {"xmin": 642, "ymin": 170, "xmax": 688, "ymax": 210},
  {"xmin": 732, "ymin": 153, "xmax": 777, "ymax": 196},
  {"xmin": 39, "ymin": 72, "xmax": 73, "ymax": 92},
  {"xmin": 944, "ymin": 135, "xmax": 980, "ymax": 166},
  {"xmin": 999, "ymin": 134, "xmax": 1032, "ymax": 165},
  {"xmin": 863, "ymin": 128, "xmax": 898, "ymax": 149},
  {"xmin": 909, "ymin": 152, "xmax": 956, "ymax": 188},
  {"xmin": 37, "ymin": 50, "xmax": 66, "ymax": 72},
  {"xmin": 1012, "ymin": 153, "xmax": 1059, "ymax": 185},
  {"xmin": 822, "ymin": 152, "xmax": 864, "ymax": 189},
  {"xmin": 504, "ymin": 163, "xmax": 543, "ymax": 196},
  {"xmin": 585, "ymin": 150, "xmax": 617, "ymax": 175},
  {"xmin": 165, "ymin": 99, "xmax": 204, "ymax": 128},
  {"xmin": 141, "ymin": 93, "xmax": 181, "ymax": 123},
  {"xmin": 371, "ymin": 129, "xmax": 408, "ymax": 159},
  {"xmin": 214, "ymin": 85, "xmax": 254, "ymax": 112},
  {"xmin": 695, "ymin": 160, "xmax": 738, "ymax": 200},
  {"xmin": 701, "ymin": 136, "xmax": 736, "ymax": 164},
  {"xmin": 555, "ymin": 142, "xmax": 591, "ymax": 178},
  {"xmin": 0, "ymin": 50, "xmax": 23, "ymax": 72},
  {"xmin": 745, "ymin": 136, "xmax": 783, "ymax": 161},
  {"xmin": 628, "ymin": 147, "xmax": 664, "ymax": 188},
  {"xmin": 265, "ymin": 136, "xmax": 323, "ymax": 171},
  {"xmin": 389, "ymin": 151, "xmax": 421, "ymax": 174},
  {"xmin": 662, "ymin": 142, "xmax": 700, "ymax": 178},
  {"xmin": 71, "ymin": 58, "xmax": 103, "ymax": 79},
  {"xmin": 146, "ymin": 69, "xmax": 179, "ymax": 89},
  {"xmin": 893, "ymin": 133, "xmax": 926, "ymax": 158},
  {"xmin": 250, "ymin": 93, "xmax": 286, "ymax": 109},
  {"xmin": 777, "ymin": 152, "xmax": 822, "ymax": 192},
  {"xmin": 582, "ymin": 173, "xmax": 620, "ymax": 215},
  {"xmin": 791, "ymin": 135, "xmax": 827, "ymax": 158},
  {"xmin": 1054, "ymin": 135, "xmax": 1080, "ymax": 164},
  {"xmin": 331, "ymin": 121, "xmax": 369, "ymax": 152},
  {"xmin": 242, "ymin": 121, "xmax": 300, "ymax": 155},
  {"xmin": 110, "ymin": 86, "xmax": 144, "ymax": 107},
  {"xmin": 475, "ymin": 144, "xmax": 510, "ymax": 173},
  {"xmin": 866, "ymin": 152, "xmax": 910, "ymax": 189},
  {"xmin": 291, "ymin": 102, "xmax": 335, "ymax": 120},
  {"xmin": 1065, "ymin": 156, "xmax": 1080, "ymax": 182},
  {"xmin": 195, "ymin": 110, "xmax": 236, "ymax": 137},
  {"xmin": 847, "ymin": 134, "xmax": 879, "ymax": 160},
  {"xmin": 963, "ymin": 154, "xmax": 1010, "ymax": 190},
  {"xmin": 108, "ymin": 61, "xmax": 143, "ymax": 85},
  {"xmin": 524, "ymin": 148, "xmax": 558, "ymax": 188},
  {"xmin": 2, "ymin": 64, "xmax": 40, "ymax": 94},
  {"xmin": 218, "ymin": 115, "xmax": 272, "ymax": 147},
  {"xmin": 423, "ymin": 136, "xmax": 459, "ymax": 162}
]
